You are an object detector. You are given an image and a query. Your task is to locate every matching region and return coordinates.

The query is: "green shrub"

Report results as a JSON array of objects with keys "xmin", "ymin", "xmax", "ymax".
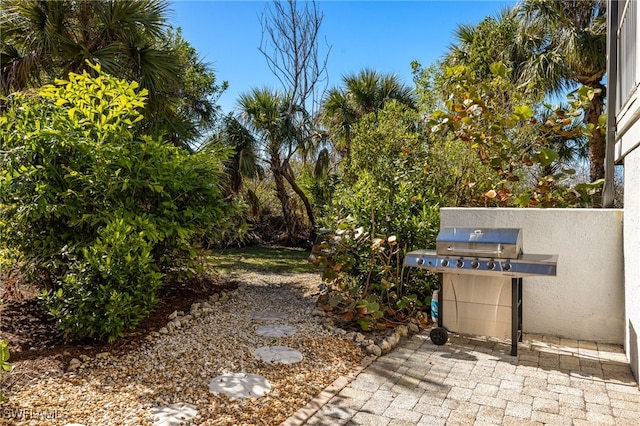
[
  {"xmin": 0, "ymin": 63, "xmax": 233, "ymax": 340},
  {"xmin": 325, "ymin": 101, "xmax": 441, "ymax": 247},
  {"xmin": 428, "ymin": 63, "xmax": 605, "ymax": 207},
  {"xmin": 1, "ymin": 300, "xmax": 11, "ymax": 403},
  {"xmin": 312, "ymin": 102, "xmax": 440, "ymax": 329},
  {"xmin": 0, "ymin": 339, "xmax": 10, "ymax": 403},
  {"xmin": 313, "ymin": 218, "xmax": 437, "ymax": 330},
  {"xmin": 42, "ymin": 216, "xmax": 163, "ymax": 341}
]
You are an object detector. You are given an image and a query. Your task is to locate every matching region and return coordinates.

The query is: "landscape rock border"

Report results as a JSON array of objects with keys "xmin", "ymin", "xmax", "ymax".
[{"xmin": 312, "ymin": 307, "xmax": 424, "ymax": 357}]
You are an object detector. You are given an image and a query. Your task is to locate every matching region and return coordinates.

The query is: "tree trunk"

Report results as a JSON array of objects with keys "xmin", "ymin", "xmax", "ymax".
[
  {"xmin": 586, "ymin": 86, "xmax": 606, "ymax": 182},
  {"xmin": 282, "ymin": 161, "xmax": 316, "ymax": 237},
  {"xmin": 271, "ymin": 154, "xmax": 300, "ymax": 241}
]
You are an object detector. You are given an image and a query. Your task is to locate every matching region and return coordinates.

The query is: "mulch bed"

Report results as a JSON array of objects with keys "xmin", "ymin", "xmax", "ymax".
[{"xmin": 0, "ymin": 274, "xmax": 237, "ymax": 366}]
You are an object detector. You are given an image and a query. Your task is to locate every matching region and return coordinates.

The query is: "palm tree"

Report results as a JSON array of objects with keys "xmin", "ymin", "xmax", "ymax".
[
  {"xmin": 238, "ymin": 88, "xmax": 316, "ymax": 242},
  {"xmin": 207, "ymin": 114, "xmax": 262, "ymax": 196},
  {"xmin": 446, "ymin": 8, "xmax": 536, "ymax": 93},
  {"xmin": 515, "ymin": 0, "xmax": 607, "ymax": 182},
  {"xmin": 1, "ymin": 0, "xmax": 177, "ymax": 93},
  {"xmin": 320, "ymin": 69, "xmax": 416, "ymax": 159},
  {"xmin": 535, "ymin": 107, "xmax": 589, "ymax": 177},
  {"xmin": 1, "ymin": 1, "xmax": 221, "ymax": 148},
  {"xmin": 161, "ymin": 27, "xmax": 228, "ymax": 149}
]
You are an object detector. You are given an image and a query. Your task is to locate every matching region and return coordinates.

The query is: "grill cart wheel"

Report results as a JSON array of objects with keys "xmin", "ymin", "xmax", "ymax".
[{"xmin": 430, "ymin": 327, "xmax": 448, "ymax": 345}]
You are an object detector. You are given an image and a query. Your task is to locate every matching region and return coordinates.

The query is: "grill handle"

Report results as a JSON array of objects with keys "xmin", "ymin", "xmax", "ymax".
[{"xmin": 446, "ymin": 244, "xmax": 504, "ymax": 255}]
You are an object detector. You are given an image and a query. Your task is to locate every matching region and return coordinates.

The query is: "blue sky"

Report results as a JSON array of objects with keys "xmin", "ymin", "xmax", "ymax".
[{"xmin": 169, "ymin": 1, "xmax": 517, "ymax": 114}]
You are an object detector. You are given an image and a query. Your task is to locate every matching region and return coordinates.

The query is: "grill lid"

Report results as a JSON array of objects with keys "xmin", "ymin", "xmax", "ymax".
[{"xmin": 436, "ymin": 227, "xmax": 522, "ymax": 259}]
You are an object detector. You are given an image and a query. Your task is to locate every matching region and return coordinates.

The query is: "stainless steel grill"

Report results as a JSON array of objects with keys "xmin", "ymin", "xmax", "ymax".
[
  {"xmin": 404, "ymin": 227, "xmax": 558, "ymax": 355},
  {"xmin": 405, "ymin": 228, "xmax": 557, "ymax": 278}
]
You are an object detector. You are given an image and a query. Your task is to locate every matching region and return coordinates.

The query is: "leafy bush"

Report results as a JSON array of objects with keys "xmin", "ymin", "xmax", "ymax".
[
  {"xmin": 42, "ymin": 216, "xmax": 163, "ymax": 340},
  {"xmin": 1, "ymin": 300, "xmax": 11, "ymax": 403},
  {"xmin": 0, "ymin": 64, "xmax": 233, "ymax": 340},
  {"xmin": 0, "ymin": 339, "xmax": 10, "ymax": 403},
  {"xmin": 312, "ymin": 221, "xmax": 436, "ymax": 331},
  {"xmin": 312, "ymin": 102, "xmax": 440, "ymax": 329},
  {"xmin": 332, "ymin": 101, "xmax": 441, "ymax": 248},
  {"xmin": 428, "ymin": 63, "xmax": 605, "ymax": 207}
]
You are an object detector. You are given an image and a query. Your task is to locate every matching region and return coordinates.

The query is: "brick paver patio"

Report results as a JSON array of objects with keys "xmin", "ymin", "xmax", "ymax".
[{"xmin": 285, "ymin": 332, "xmax": 640, "ymax": 425}]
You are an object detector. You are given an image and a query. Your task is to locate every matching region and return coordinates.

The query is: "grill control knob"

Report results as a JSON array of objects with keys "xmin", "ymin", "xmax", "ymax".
[
  {"xmin": 487, "ymin": 261, "xmax": 496, "ymax": 270},
  {"xmin": 503, "ymin": 262, "xmax": 512, "ymax": 272},
  {"xmin": 456, "ymin": 259, "xmax": 464, "ymax": 268},
  {"xmin": 441, "ymin": 259, "xmax": 449, "ymax": 267},
  {"xmin": 417, "ymin": 258, "xmax": 424, "ymax": 266},
  {"xmin": 471, "ymin": 260, "xmax": 480, "ymax": 269}
]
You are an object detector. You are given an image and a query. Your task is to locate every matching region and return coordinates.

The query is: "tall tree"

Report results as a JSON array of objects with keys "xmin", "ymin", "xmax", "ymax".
[
  {"xmin": 254, "ymin": 0, "xmax": 330, "ymax": 240},
  {"xmin": 259, "ymin": 0, "xmax": 329, "ymax": 116},
  {"xmin": 160, "ymin": 27, "xmax": 228, "ymax": 148},
  {"xmin": 0, "ymin": 0, "xmax": 225, "ymax": 147},
  {"xmin": 320, "ymin": 69, "xmax": 416, "ymax": 160},
  {"xmin": 238, "ymin": 88, "xmax": 315, "ymax": 242},
  {"xmin": 515, "ymin": 0, "xmax": 607, "ymax": 182},
  {"xmin": 446, "ymin": 8, "xmax": 535, "ymax": 92},
  {"xmin": 443, "ymin": 3, "xmax": 601, "ymax": 187},
  {"xmin": 1, "ymin": 0, "xmax": 176, "ymax": 95}
]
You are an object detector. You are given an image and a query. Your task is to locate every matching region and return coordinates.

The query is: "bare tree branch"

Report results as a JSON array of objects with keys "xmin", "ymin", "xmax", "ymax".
[{"xmin": 259, "ymin": 0, "xmax": 331, "ymax": 116}]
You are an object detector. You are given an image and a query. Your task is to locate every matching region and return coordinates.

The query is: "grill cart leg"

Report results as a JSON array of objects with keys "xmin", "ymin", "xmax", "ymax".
[
  {"xmin": 511, "ymin": 277, "xmax": 523, "ymax": 356},
  {"xmin": 430, "ymin": 272, "xmax": 449, "ymax": 346},
  {"xmin": 438, "ymin": 273, "xmax": 443, "ymax": 328}
]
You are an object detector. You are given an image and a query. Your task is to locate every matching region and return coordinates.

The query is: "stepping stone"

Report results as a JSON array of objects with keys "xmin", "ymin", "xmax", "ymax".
[
  {"xmin": 254, "ymin": 346, "xmax": 303, "ymax": 364},
  {"xmin": 256, "ymin": 324, "xmax": 298, "ymax": 337},
  {"xmin": 209, "ymin": 373, "xmax": 271, "ymax": 399},
  {"xmin": 149, "ymin": 402, "xmax": 198, "ymax": 426},
  {"xmin": 250, "ymin": 311, "xmax": 288, "ymax": 321}
]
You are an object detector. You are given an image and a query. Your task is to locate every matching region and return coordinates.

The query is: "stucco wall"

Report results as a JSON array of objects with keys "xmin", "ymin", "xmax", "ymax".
[
  {"xmin": 624, "ymin": 150, "xmax": 640, "ymax": 379},
  {"xmin": 440, "ymin": 208, "xmax": 624, "ymax": 344}
]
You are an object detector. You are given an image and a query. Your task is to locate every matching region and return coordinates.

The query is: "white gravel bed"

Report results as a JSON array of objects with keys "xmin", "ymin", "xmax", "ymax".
[{"xmin": 3, "ymin": 272, "xmax": 365, "ymax": 425}]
